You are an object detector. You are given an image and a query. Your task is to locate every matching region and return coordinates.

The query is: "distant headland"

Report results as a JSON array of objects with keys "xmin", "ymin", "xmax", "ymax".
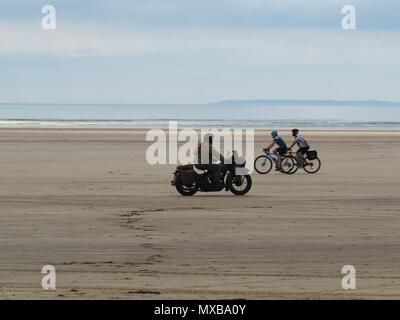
[{"xmin": 210, "ymin": 99, "xmax": 400, "ymax": 107}]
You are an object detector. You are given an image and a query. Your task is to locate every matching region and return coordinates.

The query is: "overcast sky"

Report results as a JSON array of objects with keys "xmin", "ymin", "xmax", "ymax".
[{"xmin": 1, "ymin": 0, "xmax": 399, "ymax": 104}]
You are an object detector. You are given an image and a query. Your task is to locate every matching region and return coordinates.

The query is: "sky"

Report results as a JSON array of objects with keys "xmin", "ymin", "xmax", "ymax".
[{"xmin": 1, "ymin": 0, "xmax": 400, "ymax": 104}]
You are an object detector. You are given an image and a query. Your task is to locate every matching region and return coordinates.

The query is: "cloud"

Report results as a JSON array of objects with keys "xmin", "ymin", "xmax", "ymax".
[
  {"xmin": 1, "ymin": 1, "xmax": 400, "ymax": 103},
  {"xmin": 1, "ymin": 22, "xmax": 399, "ymax": 69},
  {"xmin": 1, "ymin": 0, "xmax": 400, "ymax": 29}
]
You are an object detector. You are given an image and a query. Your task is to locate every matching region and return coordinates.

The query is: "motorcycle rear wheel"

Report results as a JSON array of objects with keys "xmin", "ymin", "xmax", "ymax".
[{"xmin": 175, "ymin": 173, "xmax": 198, "ymax": 196}]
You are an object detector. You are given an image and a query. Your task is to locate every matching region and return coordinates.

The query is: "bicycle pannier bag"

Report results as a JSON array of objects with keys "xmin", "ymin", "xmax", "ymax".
[{"xmin": 306, "ymin": 150, "xmax": 318, "ymax": 160}]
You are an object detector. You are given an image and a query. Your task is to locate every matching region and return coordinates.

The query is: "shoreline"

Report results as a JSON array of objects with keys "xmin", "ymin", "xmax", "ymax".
[{"xmin": 0, "ymin": 127, "xmax": 400, "ymax": 131}]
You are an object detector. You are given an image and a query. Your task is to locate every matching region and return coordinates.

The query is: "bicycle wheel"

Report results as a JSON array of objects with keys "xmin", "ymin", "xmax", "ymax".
[
  {"xmin": 303, "ymin": 157, "xmax": 321, "ymax": 173},
  {"xmin": 254, "ymin": 155, "xmax": 273, "ymax": 174},
  {"xmin": 280, "ymin": 156, "xmax": 298, "ymax": 174}
]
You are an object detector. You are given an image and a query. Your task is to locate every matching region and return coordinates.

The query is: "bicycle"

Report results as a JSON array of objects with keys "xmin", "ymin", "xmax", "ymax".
[
  {"xmin": 254, "ymin": 149, "xmax": 297, "ymax": 174},
  {"xmin": 288, "ymin": 149, "xmax": 322, "ymax": 174}
]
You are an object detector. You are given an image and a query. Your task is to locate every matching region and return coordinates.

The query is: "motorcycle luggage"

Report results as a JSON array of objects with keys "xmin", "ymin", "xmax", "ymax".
[{"xmin": 180, "ymin": 170, "xmax": 195, "ymax": 186}]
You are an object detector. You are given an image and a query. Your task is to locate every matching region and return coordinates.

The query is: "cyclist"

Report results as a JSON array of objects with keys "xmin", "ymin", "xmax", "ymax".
[
  {"xmin": 288, "ymin": 129, "xmax": 310, "ymax": 166},
  {"xmin": 264, "ymin": 130, "xmax": 288, "ymax": 171}
]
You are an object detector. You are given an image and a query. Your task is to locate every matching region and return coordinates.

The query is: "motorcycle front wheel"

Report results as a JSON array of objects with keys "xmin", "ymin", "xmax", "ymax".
[{"xmin": 228, "ymin": 174, "xmax": 252, "ymax": 196}]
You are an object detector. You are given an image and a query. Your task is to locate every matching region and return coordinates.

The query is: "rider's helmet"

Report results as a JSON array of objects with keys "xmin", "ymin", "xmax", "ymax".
[
  {"xmin": 292, "ymin": 128, "xmax": 299, "ymax": 137},
  {"xmin": 271, "ymin": 130, "xmax": 278, "ymax": 137}
]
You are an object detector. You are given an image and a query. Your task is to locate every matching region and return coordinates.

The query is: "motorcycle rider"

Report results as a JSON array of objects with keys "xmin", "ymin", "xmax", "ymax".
[{"xmin": 194, "ymin": 133, "xmax": 224, "ymax": 186}]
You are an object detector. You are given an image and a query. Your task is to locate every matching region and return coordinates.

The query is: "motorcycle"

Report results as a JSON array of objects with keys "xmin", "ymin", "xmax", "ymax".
[{"xmin": 171, "ymin": 152, "xmax": 252, "ymax": 196}]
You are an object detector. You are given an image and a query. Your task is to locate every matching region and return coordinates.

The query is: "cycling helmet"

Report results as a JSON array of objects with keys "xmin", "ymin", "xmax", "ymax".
[
  {"xmin": 292, "ymin": 128, "xmax": 299, "ymax": 136},
  {"xmin": 271, "ymin": 130, "xmax": 278, "ymax": 137}
]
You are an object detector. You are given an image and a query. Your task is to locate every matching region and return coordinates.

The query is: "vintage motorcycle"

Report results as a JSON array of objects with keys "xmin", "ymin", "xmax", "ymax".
[{"xmin": 171, "ymin": 152, "xmax": 252, "ymax": 196}]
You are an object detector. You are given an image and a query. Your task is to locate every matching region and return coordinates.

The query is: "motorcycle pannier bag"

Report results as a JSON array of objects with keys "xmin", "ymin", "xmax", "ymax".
[
  {"xmin": 180, "ymin": 169, "xmax": 194, "ymax": 186},
  {"xmin": 306, "ymin": 150, "xmax": 318, "ymax": 160}
]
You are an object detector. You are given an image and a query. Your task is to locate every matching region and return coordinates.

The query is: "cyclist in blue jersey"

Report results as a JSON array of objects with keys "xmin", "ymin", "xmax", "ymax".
[{"xmin": 264, "ymin": 130, "xmax": 288, "ymax": 171}]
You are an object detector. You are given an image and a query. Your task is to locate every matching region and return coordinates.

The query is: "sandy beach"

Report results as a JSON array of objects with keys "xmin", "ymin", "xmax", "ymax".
[{"xmin": 1, "ymin": 128, "xmax": 400, "ymax": 299}]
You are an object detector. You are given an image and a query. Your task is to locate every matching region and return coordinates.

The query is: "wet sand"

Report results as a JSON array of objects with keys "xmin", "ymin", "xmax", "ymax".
[{"xmin": 1, "ymin": 129, "xmax": 400, "ymax": 299}]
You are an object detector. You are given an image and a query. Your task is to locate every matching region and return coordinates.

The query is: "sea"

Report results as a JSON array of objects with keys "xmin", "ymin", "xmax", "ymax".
[{"xmin": 0, "ymin": 103, "xmax": 400, "ymax": 131}]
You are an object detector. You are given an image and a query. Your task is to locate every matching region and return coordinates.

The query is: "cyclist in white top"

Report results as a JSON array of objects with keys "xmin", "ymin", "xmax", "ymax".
[{"xmin": 288, "ymin": 129, "xmax": 310, "ymax": 165}]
